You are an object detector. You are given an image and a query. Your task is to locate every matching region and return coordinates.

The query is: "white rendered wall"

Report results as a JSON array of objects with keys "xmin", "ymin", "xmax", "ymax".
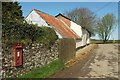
[
  {"xmin": 25, "ymin": 10, "xmax": 62, "ymax": 39},
  {"xmin": 70, "ymin": 21, "xmax": 82, "ymax": 38},
  {"xmin": 82, "ymin": 29, "xmax": 90, "ymax": 46},
  {"xmin": 70, "ymin": 21, "xmax": 87, "ymax": 48},
  {"xmin": 76, "ymin": 41, "xmax": 82, "ymax": 48},
  {"xmin": 76, "ymin": 28, "xmax": 90, "ymax": 48},
  {"xmin": 55, "ymin": 30, "xmax": 63, "ymax": 39},
  {"xmin": 85, "ymin": 30, "xmax": 90, "ymax": 44},
  {"xmin": 87, "ymin": 38, "xmax": 90, "ymax": 44},
  {"xmin": 25, "ymin": 10, "xmax": 48, "ymax": 27}
]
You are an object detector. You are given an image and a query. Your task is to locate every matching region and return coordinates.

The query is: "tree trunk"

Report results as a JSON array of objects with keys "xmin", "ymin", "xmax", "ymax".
[{"xmin": 103, "ymin": 40, "xmax": 107, "ymax": 43}]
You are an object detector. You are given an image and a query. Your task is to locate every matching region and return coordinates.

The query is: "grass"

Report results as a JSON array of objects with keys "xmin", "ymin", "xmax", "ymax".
[{"xmin": 17, "ymin": 59, "xmax": 64, "ymax": 78}]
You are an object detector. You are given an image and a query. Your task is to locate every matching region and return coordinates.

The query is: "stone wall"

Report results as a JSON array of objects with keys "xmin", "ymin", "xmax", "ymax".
[{"xmin": 2, "ymin": 41, "xmax": 58, "ymax": 78}]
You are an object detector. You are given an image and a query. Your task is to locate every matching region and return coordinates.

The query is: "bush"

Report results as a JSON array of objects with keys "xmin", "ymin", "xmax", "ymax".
[
  {"xmin": 2, "ymin": 2, "xmax": 58, "ymax": 46},
  {"xmin": 38, "ymin": 26, "xmax": 58, "ymax": 46},
  {"xmin": 2, "ymin": 22, "xmax": 58, "ymax": 46}
]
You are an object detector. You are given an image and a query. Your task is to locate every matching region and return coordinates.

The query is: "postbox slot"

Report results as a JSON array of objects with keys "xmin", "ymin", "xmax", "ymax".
[
  {"xmin": 13, "ymin": 44, "xmax": 23, "ymax": 67},
  {"xmin": 17, "ymin": 51, "xmax": 20, "ymax": 57}
]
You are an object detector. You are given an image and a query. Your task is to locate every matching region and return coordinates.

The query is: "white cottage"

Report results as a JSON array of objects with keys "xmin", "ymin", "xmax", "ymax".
[
  {"xmin": 55, "ymin": 13, "xmax": 90, "ymax": 47},
  {"xmin": 25, "ymin": 9, "xmax": 90, "ymax": 48}
]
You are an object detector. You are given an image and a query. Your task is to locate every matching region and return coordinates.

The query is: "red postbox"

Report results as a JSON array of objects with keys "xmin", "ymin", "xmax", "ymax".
[{"xmin": 13, "ymin": 44, "xmax": 23, "ymax": 67}]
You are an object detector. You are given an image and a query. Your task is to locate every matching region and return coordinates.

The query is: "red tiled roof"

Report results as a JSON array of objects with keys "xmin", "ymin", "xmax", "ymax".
[{"xmin": 34, "ymin": 9, "xmax": 80, "ymax": 39}]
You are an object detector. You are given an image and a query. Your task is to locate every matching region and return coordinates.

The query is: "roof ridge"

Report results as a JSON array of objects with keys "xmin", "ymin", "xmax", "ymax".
[
  {"xmin": 56, "ymin": 13, "xmax": 90, "ymax": 34},
  {"xmin": 33, "ymin": 9, "xmax": 55, "ymax": 18},
  {"xmin": 55, "ymin": 13, "xmax": 71, "ymax": 21},
  {"xmin": 59, "ymin": 19, "xmax": 80, "ymax": 38},
  {"xmin": 32, "ymin": 9, "xmax": 80, "ymax": 39}
]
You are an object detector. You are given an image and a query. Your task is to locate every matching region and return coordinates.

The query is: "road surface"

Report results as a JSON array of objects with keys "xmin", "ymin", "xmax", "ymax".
[{"xmin": 51, "ymin": 44, "xmax": 119, "ymax": 79}]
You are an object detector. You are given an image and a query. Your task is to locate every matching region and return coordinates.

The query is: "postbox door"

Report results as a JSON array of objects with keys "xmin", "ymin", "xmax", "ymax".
[{"xmin": 15, "ymin": 48, "xmax": 23, "ymax": 66}]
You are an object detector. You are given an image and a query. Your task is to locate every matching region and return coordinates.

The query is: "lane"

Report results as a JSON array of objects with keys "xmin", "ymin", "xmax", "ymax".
[
  {"xmin": 51, "ymin": 44, "xmax": 97, "ymax": 78},
  {"xmin": 51, "ymin": 44, "xmax": 119, "ymax": 78},
  {"xmin": 80, "ymin": 44, "xmax": 118, "ymax": 78}
]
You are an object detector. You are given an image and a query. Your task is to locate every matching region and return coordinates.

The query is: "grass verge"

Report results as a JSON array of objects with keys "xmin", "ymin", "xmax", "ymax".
[{"xmin": 17, "ymin": 59, "xmax": 64, "ymax": 78}]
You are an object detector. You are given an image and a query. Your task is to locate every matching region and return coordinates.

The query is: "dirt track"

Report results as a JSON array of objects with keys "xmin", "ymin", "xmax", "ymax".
[{"xmin": 51, "ymin": 44, "xmax": 119, "ymax": 79}]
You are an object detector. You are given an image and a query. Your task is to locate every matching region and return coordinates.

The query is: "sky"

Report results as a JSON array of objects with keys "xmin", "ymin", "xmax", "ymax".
[
  {"xmin": 17, "ymin": 0, "xmax": 120, "ymax": 2},
  {"xmin": 19, "ymin": 2, "xmax": 119, "ymax": 40}
]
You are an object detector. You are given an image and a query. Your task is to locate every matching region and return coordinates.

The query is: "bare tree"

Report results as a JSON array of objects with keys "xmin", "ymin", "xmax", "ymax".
[
  {"xmin": 96, "ymin": 13, "xmax": 116, "ymax": 43},
  {"xmin": 64, "ymin": 8, "xmax": 96, "ymax": 36}
]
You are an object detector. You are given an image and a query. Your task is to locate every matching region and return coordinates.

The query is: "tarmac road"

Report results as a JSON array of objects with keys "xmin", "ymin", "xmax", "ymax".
[{"xmin": 51, "ymin": 44, "xmax": 119, "ymax": 79}]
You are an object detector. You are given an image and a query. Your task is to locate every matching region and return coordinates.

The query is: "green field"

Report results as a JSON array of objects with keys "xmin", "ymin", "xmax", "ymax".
[{"xmin": 91, "ymin": 39, "xmax": 120, "ymax": 44}]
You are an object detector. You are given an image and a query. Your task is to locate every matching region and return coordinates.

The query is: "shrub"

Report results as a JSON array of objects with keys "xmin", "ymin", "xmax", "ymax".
[
  {"xmin": 2, "ymin": 2, "xmax": 58, "ymax": 46},
  {"xmin": 2, "ymin": 22, "xmax": 58, "ymax": 47},
  {"xmin": 38, "ymin": 26, "xmax": 58, "ymax": 46}
]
